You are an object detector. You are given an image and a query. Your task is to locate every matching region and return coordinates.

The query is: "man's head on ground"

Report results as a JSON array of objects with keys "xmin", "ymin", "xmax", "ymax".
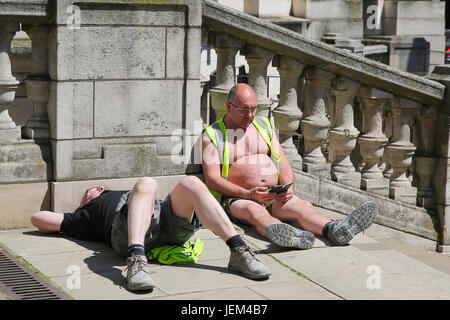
[
  {"xmin": 80, "ymin": 186, "xmax": 108, "ymax": 207},
  {"xmin": 226, "ymin": 83, "xmax": 258, "ymax": 129}
]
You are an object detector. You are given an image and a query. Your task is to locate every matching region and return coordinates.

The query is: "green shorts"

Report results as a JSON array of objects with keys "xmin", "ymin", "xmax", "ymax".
[{"xmin": 110, "ymin": 192, "xmax": 200, "ymax": 256}]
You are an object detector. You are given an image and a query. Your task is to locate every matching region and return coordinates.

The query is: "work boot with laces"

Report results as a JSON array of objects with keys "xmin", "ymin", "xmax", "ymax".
[
  {"xmin": 228, "ymin": 245, "xmax": 271, "ymax": 279},
  {"xmin": 327, "ymin": 201, "xmax": 378, "ymax": 246},
  {"xmin": 266, "ymin": 222, "xmax": 315, "ymax": 250},
  {"xmin": 125, "ymin": 254, "xmax": 156, "ymax": 291}
]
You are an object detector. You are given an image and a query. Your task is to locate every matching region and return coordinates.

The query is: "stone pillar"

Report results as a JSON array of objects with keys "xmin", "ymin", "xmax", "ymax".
[
  {"xmin": 22, "ymin": 25, "xmax": 50, "ymax": 139},
  {"xmin": 301, "ymin": 67, "xmax": 335, "ymax": 176},
  {"xmin": 241, "ymin": 44, "xmax": 273, "ymax": 117},
  {"xmin": 0, "ymin": 23, "xmax": 21, "ymax": 142},
  {"xmin": 329, "ymin": 76, "xmax": 361, "ymax": 186},
  {"xmin": 357, "ymin": 86, "xmax": 392, "ymax": 195},
  {"xmin": 209, "ymin": 33, "xmax": 242, "ymax": 119},
  {"xmin": 415, "ymin": 106, "xmax": 438, "ymax": 209},
  {"xmin": 386, "ymin": 97, "xmax": 419, "ymax": 203},
  {"xmin": 272, "ymin": 55, "xmax": 305, "ymax": 164},
  {"xmin": 427, "ymin": 65, "xmax": 450, "ymax": 251}
]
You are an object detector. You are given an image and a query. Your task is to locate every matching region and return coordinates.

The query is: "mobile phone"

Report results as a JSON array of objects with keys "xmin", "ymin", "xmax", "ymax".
[{"xmin": 268, "ymin": 182, "xmax": 293, "ymax": 194}]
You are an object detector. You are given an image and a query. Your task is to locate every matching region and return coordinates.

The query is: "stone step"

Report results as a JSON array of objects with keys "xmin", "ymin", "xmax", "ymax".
[
  {"xmin": 0, "ymin": 141, "xmax": 45, "ymax": 163},
  {"xmin": 0, "ymin": 161, "xmax": 47, "ymax": 183}
]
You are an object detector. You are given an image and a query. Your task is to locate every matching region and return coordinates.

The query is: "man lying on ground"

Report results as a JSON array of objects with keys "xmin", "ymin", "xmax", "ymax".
[{"xmin": 31, "ymin": 176, "xmax": 272, "ymax": 291}]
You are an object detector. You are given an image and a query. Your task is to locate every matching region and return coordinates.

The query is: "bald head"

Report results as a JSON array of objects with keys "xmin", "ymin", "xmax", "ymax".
[
  {"xmin": 225, "ymin": 83, "xmax": 258, "ymax": 128},
  {"xmin": 228, "ymin": 83, "xmax": 257, "ymax": 105}
]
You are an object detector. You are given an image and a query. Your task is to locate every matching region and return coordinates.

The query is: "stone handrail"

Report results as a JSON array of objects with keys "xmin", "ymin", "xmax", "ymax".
[{"xmin": 202, "ymin": 0, "xmax": 444, "ymax": 107}]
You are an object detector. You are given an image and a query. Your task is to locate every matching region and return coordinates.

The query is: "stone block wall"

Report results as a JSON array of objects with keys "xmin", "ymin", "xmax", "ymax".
[
  {"xmin": 47, "ymin": 0, "xmax": 203, "ymax": 182},
  {"xmin": 382, "ymin": 0, "xmax": 446, "ymax": 70},
  {"xmin": 0, "ymin": 0, "xmax": 203, "ymax": 229},
  {"xmin": 292, "ymin": 0, "xmax": 364, "ymax": 40}
]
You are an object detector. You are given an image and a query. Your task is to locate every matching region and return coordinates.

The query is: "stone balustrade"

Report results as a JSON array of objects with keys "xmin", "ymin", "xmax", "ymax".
[
  {"xmin": 0, "ymin": 23, "xmax": 21, "ymax": 143},
  {"xmin": 206, "ymin": 30, "xmax": 437, "ymax": 207}
]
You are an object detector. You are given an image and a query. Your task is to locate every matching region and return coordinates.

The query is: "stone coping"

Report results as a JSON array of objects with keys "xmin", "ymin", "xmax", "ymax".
[
  {"xmin": 292, "ymin": 167, "xmax": 441, "ymax": 244},
  {"xmin": 0, "ymin": 0, "xmax": 48, "ymax": 23}
]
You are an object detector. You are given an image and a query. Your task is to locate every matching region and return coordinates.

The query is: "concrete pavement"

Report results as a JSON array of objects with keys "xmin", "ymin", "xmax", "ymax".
[{"xmin": 0, "ymin": 206, "xmax": 449, "ymax": 300}]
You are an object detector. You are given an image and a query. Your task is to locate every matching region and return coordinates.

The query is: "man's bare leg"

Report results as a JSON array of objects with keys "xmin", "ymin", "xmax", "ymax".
[
  {"xmin": 228, "ymin": 200, "xmax": 280, "ymax": 237},
  {"xmin": 229, "ymin": 199, "xmax": 316, "ymax": 250},
  {"xmin": 125, "ymin": 177, "xmax": 158, "ymax": 291},
  {"xmin": 170, "ymin": 176, "xmax": 237, "ymax": 241},
  {"xmin": 272, "ymin": 197, "xmax": 379, "ymax": 246},
  {"xmin": 170, "ymin": 176, "xmax": 271, "ymax": 279},
  {"xmin": 31, "ymin": 211, "xmax": 64, "ymax": 233},
  {"xmin": 271, "ymin": 195, "xmax": 330, "ymax": 236},
  {"xmin": 126, "ymin": 177, "xmax": 157, "ymax": 247}
]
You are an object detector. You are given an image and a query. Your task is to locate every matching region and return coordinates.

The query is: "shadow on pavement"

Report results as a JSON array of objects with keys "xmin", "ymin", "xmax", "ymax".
[{"xmin": 21, "ymin": 230, "xmax": 269, "ymax": 294}]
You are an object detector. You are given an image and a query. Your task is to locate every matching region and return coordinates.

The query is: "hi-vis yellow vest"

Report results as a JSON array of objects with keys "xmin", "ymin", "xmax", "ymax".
[{"xmin": 204, "ymin": 116, "xmax": 281, "ymax": 201}]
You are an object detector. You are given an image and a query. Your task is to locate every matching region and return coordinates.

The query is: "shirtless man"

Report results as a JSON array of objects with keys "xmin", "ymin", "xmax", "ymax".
[{"xmin": 201, "ymin": 83, "xmax": 378, "ymax": 249}]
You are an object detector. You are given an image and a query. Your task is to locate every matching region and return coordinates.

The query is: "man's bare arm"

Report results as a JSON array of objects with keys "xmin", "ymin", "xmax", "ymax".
[
  {"xmin": 270, "ymin": 128, "xmax": 294, "ymax": 185},
  {"xmin": 270, "ymin": 129, "xmax": 295, "ymax": 202}
]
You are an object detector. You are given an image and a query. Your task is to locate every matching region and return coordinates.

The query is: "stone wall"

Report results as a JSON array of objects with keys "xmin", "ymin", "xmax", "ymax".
[
  {"xmin": 292, "ymin": 0, "xmax": 363, "ymax": 40},
  {"xmin": 0, "ymin": 0, "xmax": 203, "ymax": 229},
  {"xmin": 47, "ymin": 0, "xmax": 202, "ymax": 186},
  {"xmin": 382, "ymin": 0, "xmax": 445, "ymax": 69}
]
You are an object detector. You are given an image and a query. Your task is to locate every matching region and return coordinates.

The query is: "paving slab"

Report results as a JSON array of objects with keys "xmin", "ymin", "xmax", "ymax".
[
  {"xmin": 247, "ymin": 279, "xmax": 341, "ymax": 300},
  {"xmin": 0, "ymin": 205, "xmax": 449, "ymax": 301},
  {"xmin": 51, "ymin": 270, "xmax": 168, "ymax": 300},
  {"xmin": 146, "ymin": 255, "xmax": 300, "ymax": 296},
  {"xmin": 21, "ymin": 249, "xmax": 125, "ymax": 277},
  {"xmin": 312, "ymin": 271, "xmax": 450, "ymax": 300},
  {"xmin": 151, "ymin": 286, "xmax": 267, "ymax": 300},
  {"xmin": 0, "ymin": 228, "xmax": 108, "ymax": 256}
]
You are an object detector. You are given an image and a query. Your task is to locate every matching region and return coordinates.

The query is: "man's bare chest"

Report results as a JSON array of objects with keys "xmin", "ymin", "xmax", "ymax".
[{"xmin": 226, "ymin": 126, "xmax": 270, "ymax": 162}]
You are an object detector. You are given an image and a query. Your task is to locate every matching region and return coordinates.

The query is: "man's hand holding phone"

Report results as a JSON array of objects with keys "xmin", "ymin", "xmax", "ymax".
[
  {"xmin": 268, "ymin": 182, "xmax": 293, "ymax": 194},
  {"xmin": 269, "ymin": 182, "xmax": 294, "ymax": 203}
]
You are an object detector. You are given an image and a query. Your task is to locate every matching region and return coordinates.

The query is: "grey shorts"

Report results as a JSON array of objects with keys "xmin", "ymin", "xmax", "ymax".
[{"xmin": 110, "ymin": 191, "xmax": 200, "ymax": 256}]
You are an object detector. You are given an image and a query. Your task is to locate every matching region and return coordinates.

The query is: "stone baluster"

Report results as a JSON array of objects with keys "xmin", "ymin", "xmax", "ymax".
[
  {"xmin": 415, "ymin": 106, "xmax": 438, "ymax": 208},
  {"xmin": 301, "ymin": 67, "xmax": 335, "ymax": 176},
  {"xmin": 329, "ymin": 76, "xmax": 361, "ymax": 186},
  {"xmin": 0, "ymin": 23, "xmax": 21, "ymax": 142},
  {"xmin": 357, "ymin": 87, "xmax": 392, "ymax": 195},
  {"xmin": 209, "ymin": 33, "xmax": 242, "ymax": 119},
  {"xmin": 272, "ymin": 55, "xmax": 305, "ymax": 164},
  {"xmin": 386, "ymin": 97, "xmax": 420, "ymax": 203},
  {"xmin": 241, "ymin": 44, "xmax": 273, "ymax": 117},
  {"xmin": 382, "ymin": 106, "xmax": 394, "ymax": 178},
  {"xmin": 22, "ymin": 24, "xmax": 50, "ymax": 139}
]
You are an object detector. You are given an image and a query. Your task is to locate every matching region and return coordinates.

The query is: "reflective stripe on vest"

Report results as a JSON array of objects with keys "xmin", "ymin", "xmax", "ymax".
[{"xmin": 204, "ymin": 116, "xmax": 281, "ymax": 200}]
